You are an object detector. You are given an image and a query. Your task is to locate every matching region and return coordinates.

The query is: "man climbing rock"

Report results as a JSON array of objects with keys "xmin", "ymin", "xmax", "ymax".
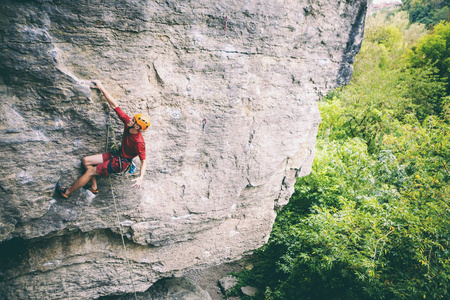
[{"xmin": 56, "ymin": 80, "xmax": 150, "ymax": 198}]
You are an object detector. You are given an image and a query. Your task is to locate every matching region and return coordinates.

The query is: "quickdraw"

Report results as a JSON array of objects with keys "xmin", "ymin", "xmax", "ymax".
[{"xmin": 202, "ymin": 118, "xmax": 207, "ymax": 132}]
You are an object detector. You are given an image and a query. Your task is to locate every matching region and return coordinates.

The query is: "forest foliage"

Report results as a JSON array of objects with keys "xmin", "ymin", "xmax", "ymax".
[
  {"xmin": 401, "ymin": 0, "xmax": 449, "ymax": 27},
  {"xmin": 230, "ymin": 10, "xmax": 450, "ymax": 300}
]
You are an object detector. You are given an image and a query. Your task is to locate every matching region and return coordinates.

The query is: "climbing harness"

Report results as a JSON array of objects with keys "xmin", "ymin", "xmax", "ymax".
[
  {"xmin": 104, "ymin": 105, "xmax": 138, "ymax": 300},
  {"xmin": 106, "ymin": 152, "xmax": 136, "ymax": 177}
]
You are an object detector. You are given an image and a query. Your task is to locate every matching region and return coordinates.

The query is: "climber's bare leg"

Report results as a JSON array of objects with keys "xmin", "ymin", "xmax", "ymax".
[
  {"xmin": 82, "ymin": 154, "xmax": 103, "ymax": 190},
  {"xmin": 66, "ymin": 166, "xmax": 100, "ymax": 196}
]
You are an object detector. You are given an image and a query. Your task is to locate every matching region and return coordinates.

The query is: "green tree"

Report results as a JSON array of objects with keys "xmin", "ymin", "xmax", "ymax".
[
  {"xmin": 407, "ymin": 21, "xmax": 450, "ymax": 97},
  {"xmin": 402, "ymin": 0, "xmax": 449, "ymax": 27},
  {"xmin": 239, "ymin": 132, "xmax": 449, "ymax": 299}
]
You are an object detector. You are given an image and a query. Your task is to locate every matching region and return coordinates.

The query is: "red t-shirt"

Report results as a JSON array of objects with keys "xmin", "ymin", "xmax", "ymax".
[{"xmin": 114, "ymin": 107, "xmax": 146, "ymax": 160}]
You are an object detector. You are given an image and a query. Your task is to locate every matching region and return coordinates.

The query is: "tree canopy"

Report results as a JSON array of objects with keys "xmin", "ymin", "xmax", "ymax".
[{"xmin": 401, "ymin": 0, "xmax": 449, "ymax": 27}]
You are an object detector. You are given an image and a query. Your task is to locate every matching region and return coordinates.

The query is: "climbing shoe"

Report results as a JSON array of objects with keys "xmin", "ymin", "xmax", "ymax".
[
  {"xmin": 83, "ymin": 184, "xmax": 98, "ymax": 194},
  {"xmin": 88, "ymin": 187, "xmax": 98, "ymax": 194},
  {"xmin": 55, "ymin": 182, "xmax": 69, "ymax": 198}
]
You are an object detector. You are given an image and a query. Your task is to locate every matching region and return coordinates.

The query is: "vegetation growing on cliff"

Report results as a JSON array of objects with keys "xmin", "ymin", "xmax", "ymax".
[{"xmin": 231, "ymin": 11, "xmax": 450, "ymax": 300}]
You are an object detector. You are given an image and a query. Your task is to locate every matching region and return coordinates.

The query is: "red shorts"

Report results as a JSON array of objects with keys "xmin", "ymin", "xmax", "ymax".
[{"xmin": 96, "ymin": 153, "xmax": 131, "ymax": 176}]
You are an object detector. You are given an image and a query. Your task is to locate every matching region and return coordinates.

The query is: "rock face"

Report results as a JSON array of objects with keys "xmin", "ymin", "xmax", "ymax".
[
  {"xmin": 101, "ymin": 277, "xmax": 212, "ymax": 300},
  {"xmin": 0, "ymin": 0, "xmax": 367, "ymax": 299}
]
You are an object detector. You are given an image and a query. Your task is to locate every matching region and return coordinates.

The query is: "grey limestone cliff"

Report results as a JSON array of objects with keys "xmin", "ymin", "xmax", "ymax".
[{"xmin": 0, "ymin": 0, "xmax": 367, "ymax": 298}]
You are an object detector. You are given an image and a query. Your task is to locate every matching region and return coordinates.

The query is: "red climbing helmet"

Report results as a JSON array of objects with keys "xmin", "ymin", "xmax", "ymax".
[{"xmin": 134, "ymin": 113, "xmax": 150, "ymax": 131}]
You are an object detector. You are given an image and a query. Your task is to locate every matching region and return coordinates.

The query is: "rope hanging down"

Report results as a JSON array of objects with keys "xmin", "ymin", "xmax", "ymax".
[
  {"xmin": 108, "ymin": 174, "xmax": 138, "ymax": 300},
  {"xmin": 105, "ymin": 106, "xmax": 138, "ymax": 300}
]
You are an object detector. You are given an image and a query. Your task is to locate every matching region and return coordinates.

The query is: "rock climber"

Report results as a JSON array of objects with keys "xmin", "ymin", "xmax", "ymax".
[{"xmin": 56, "ymin": 80, "xmax": 150, "ymax": 198}]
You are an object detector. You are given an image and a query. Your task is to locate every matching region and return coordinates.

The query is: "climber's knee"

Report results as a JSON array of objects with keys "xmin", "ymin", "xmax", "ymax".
[
  {"xmin": 81, "ymin": 157, "xmax": 89, "ymax": 168},
  {"xmin": 85, "ymin": 165, "xmax": 100, "ymax": 176}
]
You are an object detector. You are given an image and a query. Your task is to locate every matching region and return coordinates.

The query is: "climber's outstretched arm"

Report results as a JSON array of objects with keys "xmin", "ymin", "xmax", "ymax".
[
  {"xmin": 131, "ymin": 159, "xmax": 147, "ymax": 189},
  {"xmin": 92, "ymin": 80, "xmax": 119, "ymax": 109}
]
